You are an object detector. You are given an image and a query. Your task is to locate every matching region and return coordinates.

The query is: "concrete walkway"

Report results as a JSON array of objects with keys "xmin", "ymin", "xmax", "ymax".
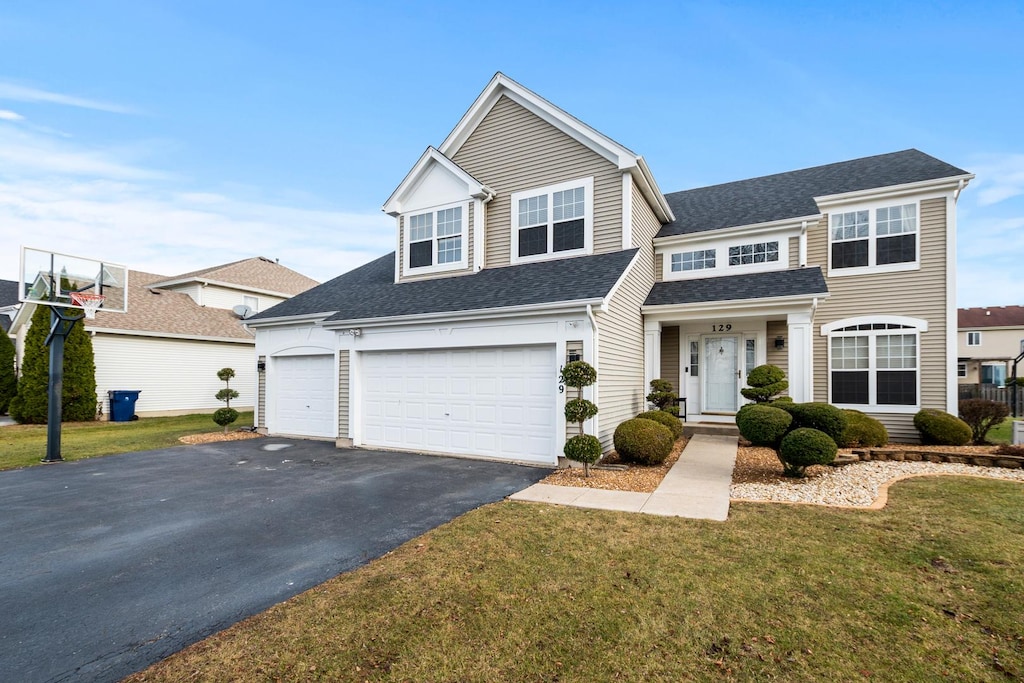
[{"xmin": 510, "ymin": 433, "xmax": 738, "ymax": 521}]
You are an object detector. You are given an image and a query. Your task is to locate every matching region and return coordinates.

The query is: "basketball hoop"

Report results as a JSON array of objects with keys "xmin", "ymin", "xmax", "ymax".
[{"xmin": 70, "ymin": 291, "xmax": 106, "ymax": 319}]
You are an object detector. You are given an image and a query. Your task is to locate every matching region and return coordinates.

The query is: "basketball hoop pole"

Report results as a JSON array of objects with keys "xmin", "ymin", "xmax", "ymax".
[{"xmin": 42, "ymin": 308, "xmax": 84, "ymax": 463}]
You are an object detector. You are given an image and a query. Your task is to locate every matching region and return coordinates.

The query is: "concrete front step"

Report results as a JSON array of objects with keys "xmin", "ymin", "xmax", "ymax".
[{"xmin": 683, "ymin": 422, "xmax": 739, "ymax": 437}]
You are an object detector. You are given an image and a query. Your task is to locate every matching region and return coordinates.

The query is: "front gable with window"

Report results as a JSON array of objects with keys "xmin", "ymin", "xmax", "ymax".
[{"xmin": 828, "ymin": 200, "xmax": 919, "ymax": 276}]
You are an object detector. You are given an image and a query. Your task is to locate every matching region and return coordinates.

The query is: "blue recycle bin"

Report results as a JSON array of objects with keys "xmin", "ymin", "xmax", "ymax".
[{"xmin": 108, "ymin": 390, "xmax": 142, "ymax": 422}]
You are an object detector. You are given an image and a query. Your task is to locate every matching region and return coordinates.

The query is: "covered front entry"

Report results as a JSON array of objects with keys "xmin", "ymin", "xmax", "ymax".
[
  {"xmin": 360, "ymin": 345, "xmax": 558, "ymax": 465},
  {"xmin": 703, "ymin": 335, "xmax": 740, "ymax": 412}
]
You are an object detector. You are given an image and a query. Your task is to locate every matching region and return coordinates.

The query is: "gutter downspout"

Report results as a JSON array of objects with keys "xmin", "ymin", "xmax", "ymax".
[
  {"xmin": 953, "ymin": 178, "xmax": 965, "ymax": 202},
  {"xmin": 799, "ymin": 220, "xmax": 808, "ymax": 267},
  {"xmin": 586, "ymin": 303, "xmax": 600, "ymax": 444}
]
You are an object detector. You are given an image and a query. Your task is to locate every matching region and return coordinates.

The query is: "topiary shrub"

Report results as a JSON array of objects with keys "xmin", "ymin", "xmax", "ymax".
[
  {"xmin": 613, "ymin": 418, "xmax": 674, "ymax": 466},
  {"xmin": 779, "ymin": 402, "xmax": 848, "ymax": 443},
  {"xmin": 913, "ymin": 409, "xmax": 971, "ymax": 446},
  {"xmin": 636, "ymin": 409, "xmax": 683, "ymax": 439},
  {"xmin": 839, "ymin": 410, "xmax": 889, "ymax": 448},
  {"xmin": 563, "ymin": 434, "xmax": 602, "ymax": 466},
  {"xmin": 740, "ymin": 364, "xmax": 789, "ymax": 403},
  {"xmin": 213, "ymin": 367, "xmax": 240, "ymax": 433},
  {"xmin": 735, "ymin": 403, "xmax": 793, "ymax": 447},
  {"xmin": 646, "ymin": 378, "xmax": 679, "ymax": 416},
  {"xmin": 213, "ymin": 407, "xmax": 239, "ymax": 431},
  {"xmin": 958, "ymin": 398, "xmax": 1010, "ymax": 445},
  {"xmin": 778, "ymin": 428, "xmax": 837, "ymax": 478}
]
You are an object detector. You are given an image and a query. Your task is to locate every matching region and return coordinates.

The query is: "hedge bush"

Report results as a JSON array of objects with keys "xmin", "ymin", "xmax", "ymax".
[
  {"xmin": 778, "ymin": 428, "xmax": 837, "ymax": 478},
  {"xmin": 565, "ymin": 397, "xmax": 599, "ymax": 424},
  {"xmin": 646, "ymin": 378, "xmax": 679, "ymax": 416},
  {"xmin": 740, "ymin": 364, "xmax": 789, "ymax": 403},
  {"xmin": 563, "ymin": 434, "xmax": 602, "ymax": 465},
  {"xmin": 913, "ymin": 409, "xmax": 972, "ymax": 446},
  {"xmin": 613, "ymin": 418, "xmax": 674, "ymax": 466},
  {"xmin": 958, "ymin": 398, "xmax": 1010, "ymax": 445},
  {"xmin": 839, "ymin": 410, "xmax": 889, "ymax": 448},
  {"xmin": 735, "ymin": 404, "xmax": 792, "ymax": 447},
  {"xmin": 779, "ymin": 402, "xmax": 848, "ymax": 443},
  {"xmin": 636, "ymin": 410, "xmax": 683, "ymax": 439}
]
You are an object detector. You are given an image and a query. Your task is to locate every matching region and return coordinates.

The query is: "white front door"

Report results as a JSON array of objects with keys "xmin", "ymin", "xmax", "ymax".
[
  {"xmin": 360, "ymin": 346, "xmax": 557, "ymax": 465},
  {"xmin": 704, "ymin": 336, "xmax": 739, "ymax": 412}
]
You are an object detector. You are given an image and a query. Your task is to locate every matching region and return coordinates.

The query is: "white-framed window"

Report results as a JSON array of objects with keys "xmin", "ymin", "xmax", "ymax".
[
  {"xmin": 510, "ymin": 177, "xmax": 593, "ymax": 264},
  {"xmin": 729, "ymin": 241, "xmax": 779, "ymax": 266},
  {"xmin": 966, "ymin": 331, "xmax": 981, "ymax": 346},
  {"xmin": 689, "ymin": 340, "xmax": 699, "ymax": 377},
  {"xmin": 957, "ymin": 362, "xmax": 967, "ymax": 378},
  {"xmin": 822, "ymin": 317, "xmax": 927, "ymax": 412},
  {"xmin": 671, "ymin": 249, "xmax": 716, "ymax": 272},
  {"xmin": 829, "ymin": 201, "xmax": 918, "ymax": 275},
  {"xmin": 243, "ymin": 295, "xmax": 259, "ymax": 313},
  {"xmin": 404, "ymin": 201, "xmax": 468, "ymax": 274},
  {"xmin": 744, "ymin": 338, "xmax": 756, "ymax": 377}
]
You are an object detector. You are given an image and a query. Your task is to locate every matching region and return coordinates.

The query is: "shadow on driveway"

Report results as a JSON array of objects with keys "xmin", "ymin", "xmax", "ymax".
[{"xmin": 0, "ymin": 438, "xmax": 548, "ymax": 683}]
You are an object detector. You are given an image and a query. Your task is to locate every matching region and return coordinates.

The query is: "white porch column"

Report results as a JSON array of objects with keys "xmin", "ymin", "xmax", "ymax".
[
  {"xmin": 787, "ymin": 312, "xmax": 813, "ymax": 402},
  {"xmin": 644, "ymin": 321, "xmax": 661, "ymax": 395}
]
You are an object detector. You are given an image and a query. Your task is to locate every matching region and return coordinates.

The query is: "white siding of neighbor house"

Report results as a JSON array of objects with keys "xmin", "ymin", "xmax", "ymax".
[
  {"xmin": 808, "ymin": 197, "xmax": 949, "ymax": 442},
  {"xmin": 451, "ymin": 95, "xmax": 623, "ymax": 268},
  {"xmin": 92, "ymin": 334, "xmax": 255, "ymax": 416},
  {"xmin": 595, "ymin": 179, "xmax": 662, "ymax": 451},
  {"xmin": 195, "ymin": 285, "xmax": 285, "ymax": 312}
]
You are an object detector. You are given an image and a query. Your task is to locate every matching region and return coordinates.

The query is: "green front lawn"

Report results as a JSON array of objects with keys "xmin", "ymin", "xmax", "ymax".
[
  {"xmin": 128, "ymin": 476, "xmax": 1024, "ymax": 682},
  {"xmin": 0, "ymin": 412, "xmax": 254, "ymax": 471},
  {"xmin": 987, "ymin": 417, "xmax": 1021, "ymax": 444}
]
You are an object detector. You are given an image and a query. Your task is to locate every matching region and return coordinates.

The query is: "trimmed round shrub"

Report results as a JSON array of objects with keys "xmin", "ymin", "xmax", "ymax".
[
  {"xmin": 914, "ymin": 409, "xmax": 971, "ymax": 446},
  {"xmin": 769, "ymin": 396, "xmax": 794, "ymax": 405},
  {"xmin": 735, "ymin": 403, "xmax": 792, "ymax": 447},
  {"xmin": 636, "ymin": 410, "xmax": 683, "ymax": 439},
  {"xmin": 741, "ymin": 364, "xmax": 789, "ymax": 403},
  {"xmin": 560, "ymin": 361, "xmax": 597, "ymax": 388},
  {"xmin": 839, "ymin": 410, "xmax": 889, "ymax": 448},
  {"xmin": 564, "ymin": 398, "xmax": 599, "ymax": 424},
  {"xmin": 613, "ymin": 418, "xmax": 674, "ymax": 466},
  {"xmin": 779, "ymin": 402, "xmax": 848, "ymax": 443},
  {"xmin": 213, "ymin": 407, "xmax": 239, "ymax": 431},
  {"xmin": 778, "ymin": 428, "xmax": 837, "ymax": 478},
  {"xmin": 563, "ymin": 434, "xmax": 602, "ymax": 464}
]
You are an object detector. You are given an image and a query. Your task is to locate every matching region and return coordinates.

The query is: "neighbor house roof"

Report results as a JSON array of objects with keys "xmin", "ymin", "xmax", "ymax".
[
  {"xmin": 959, "ymin": 305, "xmax": 1024, "ymax": 329},
  {"xmin": 0, "ymin": 279, "xmax": 19, "ymax": 307},
  {"xmin": 657, "ymin": 149, "xmax": 971, "ymax": 238},
  {"xmin": 644, "ymin": 267, "xmax": 829, "ymax": 307},
  {"xmin": 88, "ymin": 271, "xmax": 254, "ymax": 340},
  {"xmin": 149, "ymin": 257, "xmax": 319, "ymax": 295},
  {"xmin": 249, "ymin": 249, "xmax": 640, "ymax": 324}
]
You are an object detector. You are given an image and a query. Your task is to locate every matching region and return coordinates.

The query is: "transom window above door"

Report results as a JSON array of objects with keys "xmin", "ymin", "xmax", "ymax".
[
  {"xmin": 830, "ymin": 202, "xmax": 918, "ymax": 275},
  {"xmin": 510, "ymin": 177, "xmax": 593, "ymax": 264},
  {"xmin": 404, "ymin": 201, "xmax": 468, "ymax": 274}
]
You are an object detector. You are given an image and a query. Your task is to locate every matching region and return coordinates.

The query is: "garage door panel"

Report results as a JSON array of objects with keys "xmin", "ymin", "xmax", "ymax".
[
  {"xmin": 362, "ymin": 346, "xmax": 556, "ymax": 464},
  {"xmin": 274, "ymin": 355, "xmax": 335, "ymax": 438}
]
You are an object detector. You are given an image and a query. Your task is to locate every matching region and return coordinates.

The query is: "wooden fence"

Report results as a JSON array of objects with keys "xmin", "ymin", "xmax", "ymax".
[{"xmin": 958, "ymin": 384, "xmax": 1024, "ymax": 416}]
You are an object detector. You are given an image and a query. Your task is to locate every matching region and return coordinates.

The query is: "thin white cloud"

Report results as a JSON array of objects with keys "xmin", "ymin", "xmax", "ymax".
[
  {"xmin": 969, "ymin": 152, "xmax": 1024, "ymax": 206},
  {"xmin": 0, "ymin": 125, "xmax": 165, "ymax": 180},
  {"xmin": 0, "ymin": 81, "xmax": 137, "ymax": 115},
  {"xmin": 0, "ymin": 109, "xmax": 23, "ymax": 121}
]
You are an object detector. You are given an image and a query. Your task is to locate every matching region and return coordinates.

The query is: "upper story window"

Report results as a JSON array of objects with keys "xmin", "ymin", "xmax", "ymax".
[
  {"xmin": 243, "ymin": 295, "xmax": 259, "ymax": 313},
  {"xmin": 510, "ymin": 177, "xmax": 593, "ymax": 264},
  {"xmin": 729, "ymin": 241, "xmax": 779, "ymax": 266},
  {"xmin": 671, "ymin": 249, "xmax": 716, "ymax": 272},
  {"xmin": 404, "ymin": 202, "xmax": 468, "ymax": 275},
  {"xmin": 966, "ymin": 331, "xmax": 981, "ymax": 346},
  {"xmin": 830, "ymin": 202, "xmax": 918, "ymax": 275}
]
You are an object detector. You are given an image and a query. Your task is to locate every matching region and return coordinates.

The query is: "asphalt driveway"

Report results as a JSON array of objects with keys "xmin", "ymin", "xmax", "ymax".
[{"xmin": 0, "ymin": 439, "xmax": 548, "ymax": 683}]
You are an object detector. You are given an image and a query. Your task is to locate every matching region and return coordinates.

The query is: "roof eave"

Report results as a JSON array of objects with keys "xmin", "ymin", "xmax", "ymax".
[
  {"xmin": 322, "ymin": 298, "xmax": 606, "ymax": 330},
  {"xmin": 642, "ymin": 291, "xmax": 829, "ymax": 316},
  {"xmin": 814, "ymin": 173, "xmax": 976, "ymax": 208},
  {"xmin": 654, "ymin": 213, "xmax": 823, "ymax": 245},
  {"xmin": 244, "ymin": 312, "xmax": 338, "ymax": 328}
]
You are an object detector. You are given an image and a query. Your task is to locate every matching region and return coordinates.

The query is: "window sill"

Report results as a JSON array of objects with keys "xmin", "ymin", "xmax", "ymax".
[
  {"xmin": 827, "ymin": 261, "xmax": 919, "ymax": 278},
  {"xmin": 510, "ymin": 247, "xmax": 590, "ymax": 266},
  {"xmin": 404, "ymin": 260, "xmax": 469, "ymax": 277},
  {"xmin": 832, "ymin": 403, "xmax": 918, "ymax": 414}
]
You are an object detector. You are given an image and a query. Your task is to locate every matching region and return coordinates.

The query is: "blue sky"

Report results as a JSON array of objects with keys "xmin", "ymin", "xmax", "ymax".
[{"xmin": 0, "ymin": 1, "xmax": 1021, "ymax": 307}]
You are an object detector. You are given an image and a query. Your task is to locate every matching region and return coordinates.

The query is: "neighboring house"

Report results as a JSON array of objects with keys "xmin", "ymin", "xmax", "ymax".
[
  {"xmin": 11, "ymin": 257, "xmax": 317, "ymax": 417},
  {"xmin": 0, "ymin": 279, "xmax": 19, "ymax": 335},
  {"xmin": 247, "ymin": 73, "xmax": 972, "ymax": 463},
  {"xmin": 958, "ymin": 306, "xmax": 1024, "ymax": 387}
]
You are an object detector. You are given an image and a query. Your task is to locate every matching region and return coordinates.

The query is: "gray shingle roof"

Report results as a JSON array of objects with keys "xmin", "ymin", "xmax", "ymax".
[
  {"xmin": 250, "ymin": 249, "xmax": 639, "ymax": 323},
  {"xmin": 644, "ymin": 267, "xmax": 828, "ymax": 307},
  {"xmin": 0, "ymin": 279, "xmax": 19, "ymax": 307},
  {"xmin": 657, "ymin": 149, "xmax": 969, "ymax": 237}
]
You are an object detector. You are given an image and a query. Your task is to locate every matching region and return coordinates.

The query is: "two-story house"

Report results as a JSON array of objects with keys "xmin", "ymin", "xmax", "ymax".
[
  {"xmin": 247, "ymin": 73, "xmax": 972, "ymax": 463},
  {"xmin": 11, "ymin": 256, "xmax": 317, "ymax": 417},
  {"xmin": 958, "ymin": 306, "xmax": 1024, "ymax": 387}
]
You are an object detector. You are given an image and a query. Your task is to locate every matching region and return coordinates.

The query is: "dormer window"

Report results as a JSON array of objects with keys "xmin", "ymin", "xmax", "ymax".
[
  {"xmin": 510, "ymin": 177, "xmax": 593, "ymax": 264},
  {"xmin": 829, "ymin": 201, "xmax": 918, "ymax": 275},
  {"xmin": 404, "ymin": 201, "xmax": 469, "ymax": 274}
]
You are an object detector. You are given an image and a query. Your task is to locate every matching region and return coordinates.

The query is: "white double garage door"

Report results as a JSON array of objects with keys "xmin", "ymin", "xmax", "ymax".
[{"xmin": 275, "ymin": 345, "xmax": 558, "ymax": 465}]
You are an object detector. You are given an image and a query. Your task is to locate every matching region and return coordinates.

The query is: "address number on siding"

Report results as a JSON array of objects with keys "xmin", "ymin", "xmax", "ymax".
[{"xmin": 711, "ymin": 324, "xmax": 733, "ymax": 332}]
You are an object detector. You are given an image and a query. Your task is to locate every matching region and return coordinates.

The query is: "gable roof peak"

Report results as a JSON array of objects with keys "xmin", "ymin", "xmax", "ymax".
[{"xmin": 382, "ymin": 146, "xmax": 494, "ymax": 216}]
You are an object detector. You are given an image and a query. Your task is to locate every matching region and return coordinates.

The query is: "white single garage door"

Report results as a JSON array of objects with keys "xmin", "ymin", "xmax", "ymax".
[
  {"xmin": 273, "ymin": 354, "xmax": 335, "ymax": 438},
  {"xmin": 361, "ymin": 346, "xmax": 557, "ymax": 464}
]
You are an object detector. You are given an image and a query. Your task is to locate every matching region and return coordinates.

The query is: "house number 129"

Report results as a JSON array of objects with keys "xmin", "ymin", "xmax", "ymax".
[{"xmin": 711, "ymin": 324, "xmax": 732, "ymax": 332}]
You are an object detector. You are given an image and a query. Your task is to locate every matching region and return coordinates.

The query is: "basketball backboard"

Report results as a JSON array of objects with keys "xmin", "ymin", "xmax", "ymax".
[{"xmin": 19, "ymin": 246, "xmax": 128, "ymax": 314}]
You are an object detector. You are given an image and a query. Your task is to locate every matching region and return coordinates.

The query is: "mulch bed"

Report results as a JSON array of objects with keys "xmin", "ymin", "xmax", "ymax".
[
  {"xmin": 539, "ymin": 436, "xmax": 688, "ymax": 493},
  {"xmin": 178, "ymin": 431, "xmax": 265, "ymax": 445}
]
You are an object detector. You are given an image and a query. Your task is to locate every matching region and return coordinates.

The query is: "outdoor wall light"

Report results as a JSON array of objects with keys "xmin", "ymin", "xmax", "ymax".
[
  {"xmin": 775, "ymin": 336, "xmax": 786, "ymax": 349},
  {"xmin": 257, "ymin": 360, "xmax": 266, "ymax": 373}
]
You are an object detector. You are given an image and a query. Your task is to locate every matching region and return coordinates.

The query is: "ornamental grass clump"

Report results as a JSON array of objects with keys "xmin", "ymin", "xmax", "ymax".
[
  {"xmin": 613, "ymin": 418, "xmax": 674, "ymax": 466},
  {"xmin": 914, "ymin": 408, "xmax": 971, "ymax": 446},
  {"xmin": 560, "ymin": 361, "xmax": 600, "ymax": 476},
  {"xmin": 636, "ymin": 409, "xmax": 683, "ymax": 439}
]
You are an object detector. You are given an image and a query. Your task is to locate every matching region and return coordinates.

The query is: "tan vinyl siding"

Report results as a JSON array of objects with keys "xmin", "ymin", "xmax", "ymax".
[
  {"xmin": 789, "ymin": 236, "xmax": 800, "ymax": 268},
  {"xmin": 596, "ymin": 250, "xmax": 651, "ymax": 452},
  {"xmin": 564, "ymin": 340, "xmax": 584, "ymax": 442},
  {"xmin": 452, "ymin": 95, "xmax": 622, "ymax": 267},
  {"xmin": 660, "ymin": 326, "xmax": 681, "ymax": 393},
  {"xmin": 809, "ymin": 197, "xmax": 948, "ymax": 442},
  {"xmin": 397, "ymin": 205, "xmax": 476, "ymax": 283},
  {"xmin": 257, "ymin": 355, "xmax": 266, "ymax": 429},
  {"xmin": 654, "ymin": 255, "xmax": 663, "ymax": 282},
  {"xmin": 338, "ymin": 350, "xmax": 350, "ymax": 438},
  {"xmin": 765, "ymin": 320, "xmax": 788, "ymax": 382}
]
